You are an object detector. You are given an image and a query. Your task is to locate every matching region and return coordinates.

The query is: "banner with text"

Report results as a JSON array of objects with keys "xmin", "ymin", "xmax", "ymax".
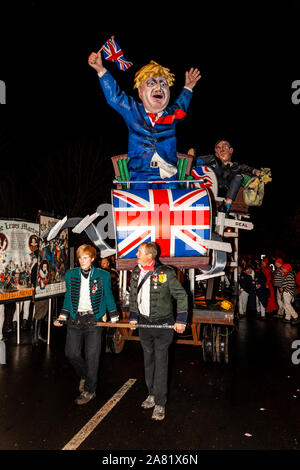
[{"xmin": 0, "ymin": 220, "xmax": 39, "ymax": 302}]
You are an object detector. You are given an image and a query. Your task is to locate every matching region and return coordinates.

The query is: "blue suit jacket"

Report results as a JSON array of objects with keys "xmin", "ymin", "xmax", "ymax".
[{"xmin": 99, "ymin": 71, "xmax": 193, "ymax": 174}]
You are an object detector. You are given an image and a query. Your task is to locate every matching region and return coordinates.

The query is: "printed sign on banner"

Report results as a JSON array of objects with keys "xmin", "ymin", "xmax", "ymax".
[
  {"xmin": 35, "ymin": 214, "xmax": 68, "ymax": 299},
  {"xmin": 0, "ymin": 219, "xmax": 39, "ymax": 302}
]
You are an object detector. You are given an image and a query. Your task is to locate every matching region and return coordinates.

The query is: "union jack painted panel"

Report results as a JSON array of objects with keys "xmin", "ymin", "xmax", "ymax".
[
  {"xmin": 112, "ymin": 188, "xmax": 211, "ymax": 259},
  {"xmin": 191, "ymin": 165, "xmax": 218, "ymax": 197}
]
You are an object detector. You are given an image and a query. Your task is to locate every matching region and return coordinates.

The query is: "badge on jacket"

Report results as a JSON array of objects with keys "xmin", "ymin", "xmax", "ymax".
[
  {"xmin": 152, "ymin": 273, "xmax": 158, "ymax": 289},
  {"xmin": 158, "ymin": 273, "xmax": 167, "ymax": 283},
  {"xmin": 92, "ymin": 280, "xmax": 98, "ymax": 293}
]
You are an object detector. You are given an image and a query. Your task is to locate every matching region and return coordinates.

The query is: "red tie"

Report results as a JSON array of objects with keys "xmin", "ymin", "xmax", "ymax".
[
  {"xmin": 147, "ymin": 109, "xmax": 186, "ymax": 125},
  {"xmin": 147, "ymin": 113, "xmax": 157, "ymax": 123},
  {"xmin": 156, "ymin": 109, "xmax": 186, "ymax": 124}
]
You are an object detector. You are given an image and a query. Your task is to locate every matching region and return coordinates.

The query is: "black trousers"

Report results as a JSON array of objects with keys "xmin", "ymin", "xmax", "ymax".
[
  {"xmin": 65, "ymin": 315, "xmax": 102, "ymax": 394},
  {"xmin": 139, "ymin": 320, "xmax": 174, "ymax": 406},
  {"xmin": 218, "ymin": 174, "xmax": 243, "ymax": 201}
]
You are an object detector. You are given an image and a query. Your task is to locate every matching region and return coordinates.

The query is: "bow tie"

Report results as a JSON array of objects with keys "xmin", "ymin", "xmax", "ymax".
[{"xmin": 81, "ymin": 268, "xmax": 91, "ymax": 278}]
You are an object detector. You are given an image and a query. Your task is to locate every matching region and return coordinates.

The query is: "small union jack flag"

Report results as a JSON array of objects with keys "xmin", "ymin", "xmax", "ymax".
[
  {"xmin": 101, "ymin": 36, "xmax": 133, "ymax": 71},
  {"xmin": 112, "ymin": 188, "xmax": 211, "ymax": 259}
]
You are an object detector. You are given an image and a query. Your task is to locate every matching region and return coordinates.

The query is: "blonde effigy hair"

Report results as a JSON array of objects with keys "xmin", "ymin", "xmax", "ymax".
[{"xmin": 133, "ymin": 60, "xmax": 175, "ymax": 90}]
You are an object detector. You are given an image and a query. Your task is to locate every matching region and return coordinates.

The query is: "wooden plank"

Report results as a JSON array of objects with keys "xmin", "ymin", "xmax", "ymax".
[
  {"xmin": 177, "ymin": 153, "xmax": 194, "ymax": 176},
  {"xmin": 223, "ymin": 218, "xmax": 253, "ymax": 230},
  {"xmin": 215, "ymin": 188, "xmax": 249, "ymax": 214},
  {"xmin": 191, "ymin": 323, "xmax": 201, "ymax": 345},
  {"xmin": 192, "ymin": 316, "xmax": 235, "ymax": 325},
  {"xmin": 111, "ymin": 153, "xmax": 193, "ymax": 176},
  {"xmin": 175, "ymin": 338, "xmax": 202, "ymax": 346},
  {"xmin": 116, "ymin": 256, "xmax": 210, "ymax": 271},
  {"xmin": 97, "ymin": 321, "xmax": 133, "ymax": 328},
  {"xmin": 111, "ymin": 154, "xmax": 128, "ymax": 178},
  {"xmin": 197, "ymin": 238, "xmax": 232, "ymax": 252},
  {"xmin": 119, "ymin": 335, "xmax": 140, "ymax": 341}
]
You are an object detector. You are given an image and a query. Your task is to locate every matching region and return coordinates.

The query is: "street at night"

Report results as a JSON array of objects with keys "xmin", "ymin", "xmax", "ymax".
[
  {"xmin": 1, "ymin": 2, "xmax": 300, "ymax": 461},
  {"xmin": 1, "ymin": 311, "xmax": 300, "ymax": 454}
]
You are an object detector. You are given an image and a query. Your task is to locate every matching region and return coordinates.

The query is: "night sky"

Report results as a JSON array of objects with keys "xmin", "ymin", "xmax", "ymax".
[{"xmin": 1, "ymin": 3, "xmax": 299, "ymax": 257}]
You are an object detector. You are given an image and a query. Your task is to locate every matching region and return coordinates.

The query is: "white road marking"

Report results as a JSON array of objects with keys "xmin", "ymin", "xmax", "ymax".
[{"xmin": 62, "ymin": 378, "xmax": 137, "ymax": 450}]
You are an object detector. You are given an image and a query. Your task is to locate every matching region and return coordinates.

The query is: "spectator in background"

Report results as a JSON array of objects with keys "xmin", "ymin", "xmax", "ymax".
[
  {"xmin": 243, "ymin": 264, "xmax": 269, "ymax": 319},
  {"xmin": 295, "ymin": 268, "xmax": 300, "ymax": 309},
  {"xmin": 100, "ymin": 257, "xmax": 110, "ymax": 270},
  {"xmin": 296, "ymin": 270, "xmax": 300, "ymax": 291},
  {"xmin": 238, "ymin": 265, "xmax": 248, "ymax": 317},
  {"xmin": 0, "ymin": 304, "xmax": 5, "ymax": 341},
  {"xmin": 12, "ymin": 300, "xmax": 31, "ymax": 331},
  {"xmin": 100, "ymin": 257, "xmax": 119, "ymax": 304},
  {"xmin": 273, "ymin": 258, "xmax": 284, "ymax": 318},
  {"xmin": 280, "ymin": 264, "xmax": 300, "ymax": 324},
  {"xmin": 261, "ymin": 258, "xmax": 278, "ymax": 314}
]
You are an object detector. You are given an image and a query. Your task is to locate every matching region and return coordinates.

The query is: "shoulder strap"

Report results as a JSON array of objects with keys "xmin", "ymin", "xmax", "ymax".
[{"xmin": 137, "ymin": 271, "xmax": 152, "ymax": 295}]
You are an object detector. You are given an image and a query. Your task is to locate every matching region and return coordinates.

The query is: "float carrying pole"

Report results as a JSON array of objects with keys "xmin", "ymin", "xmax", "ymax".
[{"xmin": 96, "ymin": 321, "xmax": 174, "ymax": 329}]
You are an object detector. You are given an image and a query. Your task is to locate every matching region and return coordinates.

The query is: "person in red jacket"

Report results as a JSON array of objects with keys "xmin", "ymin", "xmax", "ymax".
[
  {"xmin": 296, "ymin": 271, "xmax": 300, "ymax": 290},
  {"xmin": 261, "ymin": 258, "xmax": 278, "ymax": 313},
  {"xmin": 273, "ymin": 258, "xmax": 284, "ymax": 318}
]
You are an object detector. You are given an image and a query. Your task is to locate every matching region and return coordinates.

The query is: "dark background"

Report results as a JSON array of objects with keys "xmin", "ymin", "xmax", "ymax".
[{"xmin": 0, "ymin": 2, "xmax": 299, "ymax": 258}]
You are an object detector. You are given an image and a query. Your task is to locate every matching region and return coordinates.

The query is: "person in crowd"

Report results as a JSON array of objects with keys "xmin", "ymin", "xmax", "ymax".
[
  {"xmin": 192, "ymin": 140, "xmax": 261, "ymax": 213},
  {"xmin": 88, "ymin": 49, "xmax": 201, "ymax": 187},
  {"xmin": 261, "ymin": 258, "xmax": 278, "ymax": 314},
  {"xmin": 242, "ymin": 264, "xmax": 269, "ymax": 319},
  {"xmin": 296, "ymin": 270, "xmax": 300, "ymax": 292},
  {"xmin": 12, "ymin": 300, "xmax": 31, "ymax": 331},
  {"xmin": 280, "ymin": 264, "xmax": 300, "ymax": 324},
  {"xmin": 296, "ymin": 271, "xmax": 300, "ymax": 289},
  {"xmin": 0, "ymin": 303, "xmax": 5, "ymax": 364},
  {"xmin": 238, "ymin": 265, "xmax": 248, "ymax": 317},
  {"xmin": 100, "ymin": 257, "xmax": 110, "ymax": 270},
  {"xmin": 273, "ymin": 258, "xmax": 284, "ymax": 318},
  {"xmin": 100, "ymin": 257, "xmax": 119, "ymax": 304},
  {"xmin": 0, "ymin": 304, "xmax": 5, "ymax": 341},
  {"xmin": 28, "ymin": 257, "xmax": 48, "ymax": 344},
  {"xmin": 129, "ymin": 242, "xmax": 188, "ymax": 421},
  {"xmin": 32, "ymin": 299, "xmax": 48, "ymax": 344},
  {"xmin": 295, "ymin": 269, "xmax": 300, "ymax": 308},
  {"xmin": 54, "ymin": 244, "xmax": 118, "ymax": 405}
]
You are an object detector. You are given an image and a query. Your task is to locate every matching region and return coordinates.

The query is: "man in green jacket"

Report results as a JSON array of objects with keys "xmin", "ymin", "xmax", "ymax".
[
  {"xmin": 54, "ymin": 244, "xmax": 118, "ymax": 405},
  {"xmin": 129, "ymin": 242, "xmax": 188, "ymax": 420}
]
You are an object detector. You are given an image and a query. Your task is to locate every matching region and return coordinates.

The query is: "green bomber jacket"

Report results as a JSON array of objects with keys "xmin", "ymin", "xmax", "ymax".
[{"xmin": 129, "ymin": 262, "xmax": 188, "ymax": 324}]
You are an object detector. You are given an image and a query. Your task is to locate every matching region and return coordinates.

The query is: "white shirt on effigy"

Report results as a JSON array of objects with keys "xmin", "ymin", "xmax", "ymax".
[
  {"xmin": 146, "ymin": 86, "xmax": 193, "ymax": 179},
  {"xmin": 137, "ymin": 266, "xmax": 151, "ymax": 317},
  {"xmin": 145, "ymin": 110, "xmax": 177, "ymax": 179},
  {"xmin": 78, "ymin": 273, "xmax": 93, "ymax": 312}
]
